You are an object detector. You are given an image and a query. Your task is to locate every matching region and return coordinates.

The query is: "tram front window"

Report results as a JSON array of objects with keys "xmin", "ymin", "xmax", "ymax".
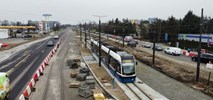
[{"xmin": 123, "ymin": 65, "xmax": 135, "ymax": 75}]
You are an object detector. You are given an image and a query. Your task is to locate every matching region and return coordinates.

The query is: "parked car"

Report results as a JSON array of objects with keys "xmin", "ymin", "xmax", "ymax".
[
  {"xmin": 191, "ymin": 53, "xmax": 213, "ymax": 63},
  {"xmin": 142, "ymin": 42, "xmax": 151, "ymax": 48},
  {"xmin": 164, "ymin": 47, "xmax": 182, "ymax": 56},
  {"xmin": 54, "ymin": 35, "xmax": 59, "ymax": 39},
  {"xmin": 127, "ymin": 40, "xmax": 137, "ymax": 47},
  {"xmin": 22, "ymin": 34, "xmax": 32, "ymax": 38},
  {"xmin": 152, "ymin": 45, "xmax": 163, "ymax": 51},
  {"xmin": 47, "ymin": 40, "xmax": 54, "ymax": 46}
]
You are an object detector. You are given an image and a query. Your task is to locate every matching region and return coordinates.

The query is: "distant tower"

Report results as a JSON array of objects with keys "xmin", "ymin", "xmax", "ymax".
[{"xmin": 42, "ymin": 14, "xmax": 52, "ymax": 31}]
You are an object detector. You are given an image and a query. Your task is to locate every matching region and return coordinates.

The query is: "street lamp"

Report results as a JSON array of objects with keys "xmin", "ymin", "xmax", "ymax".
[
  {"xmin": 84, "ymin": 22, "xmax": 87, "ymax": 48},
  {"xmin": 92, "ymin": 15, "xmax": 107, "ymax": 67}
]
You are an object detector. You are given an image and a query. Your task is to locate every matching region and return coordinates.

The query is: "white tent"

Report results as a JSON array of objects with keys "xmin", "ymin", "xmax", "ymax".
[{"xmin": 0, "ymin": 29, "xmax": 9, "ymax": 39}]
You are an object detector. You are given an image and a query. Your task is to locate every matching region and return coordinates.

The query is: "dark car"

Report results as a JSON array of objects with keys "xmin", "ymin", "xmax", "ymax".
[
  {"xmin": 152, "ymin": 45, "xmax": 163, "ymax": 51},
  {"xmin": 47, "ymin": 41, "xmax": 54, "ymax": 46},
  {"xmin": 23, "ymin": 34, "xmax": 32, "ymax": 38},
  {"xmin": 127, "ymin": 40, "xmax": 137, "ymax": 47},
  {"xmin": 191, "ymin": 53, "xmax": 213, "ymax": 63}
]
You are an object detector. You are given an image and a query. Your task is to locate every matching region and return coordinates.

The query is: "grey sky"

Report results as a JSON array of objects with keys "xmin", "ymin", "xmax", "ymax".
[{"xmin": 0, "ymin": 0, "xmax": 212, "ymax": 24}]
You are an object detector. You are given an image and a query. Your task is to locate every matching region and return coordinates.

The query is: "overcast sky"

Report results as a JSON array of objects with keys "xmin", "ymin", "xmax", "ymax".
[{"xmin": 0, "ymin": 0, "xmax": 212, "ymax": 24}]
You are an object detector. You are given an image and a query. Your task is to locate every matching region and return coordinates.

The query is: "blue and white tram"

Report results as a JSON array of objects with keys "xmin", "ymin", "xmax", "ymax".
[{"xmin": 91, "ymin": 38, "xmax": 137, "ymax": 83}]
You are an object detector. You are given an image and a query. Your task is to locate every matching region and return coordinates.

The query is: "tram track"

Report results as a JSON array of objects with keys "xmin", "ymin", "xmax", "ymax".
[
  {"xmin": 84, "ymin": 38, "xmax": 167, "ymax": 100},
  {"xmin": 126, "ymin": 83, "xmax": 151, "ymax": 100}
]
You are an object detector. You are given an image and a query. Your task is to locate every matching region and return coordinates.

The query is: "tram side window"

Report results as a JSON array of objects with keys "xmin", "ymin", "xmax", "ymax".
[
  {"xmin": 110, "ymin": 57, "xmax": 121, "ymax": 73},
  {"xmin": 116, "ymin": 61, "xmax": 121, "ymax": 73},
  {"xmin": 101, "ymin": 50, "xmax": 108, "ymax": 61},
  {"xmin": 95, "ymin": 45, "xmax": 99, "ymax": 54},
  {"xmin": 91, "ymin": 43, "xmax": 95, "ymax": 52},
  {"xmin": 109, "ymin": 57, "xmax": 116, "ymax": 69}
]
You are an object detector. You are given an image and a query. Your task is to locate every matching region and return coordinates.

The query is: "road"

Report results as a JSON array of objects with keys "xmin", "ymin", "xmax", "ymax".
[{"xmin": 0, "ymin": 32, "xmax": 63, "ymax": 99}]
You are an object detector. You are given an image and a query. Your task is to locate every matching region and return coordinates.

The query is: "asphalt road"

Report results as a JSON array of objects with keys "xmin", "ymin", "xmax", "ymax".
[{"xmin": 0, "ymin": 33, "xmax": 63, "ymax": 99}]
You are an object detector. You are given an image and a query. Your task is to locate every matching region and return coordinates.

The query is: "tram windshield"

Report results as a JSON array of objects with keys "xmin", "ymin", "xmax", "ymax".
[{"xmin": 123, "ymin": 65, "xmax": 135, "ymax": 75}]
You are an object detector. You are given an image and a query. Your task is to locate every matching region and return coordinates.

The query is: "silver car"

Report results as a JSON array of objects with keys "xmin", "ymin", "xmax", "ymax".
[{"xmin": 142, "ymin": 42, "xmax": 151, "ymax": 48}]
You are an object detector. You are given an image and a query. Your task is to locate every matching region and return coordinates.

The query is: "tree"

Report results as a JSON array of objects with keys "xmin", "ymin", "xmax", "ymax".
[
  {"xmin": 180, "ymin": 11, "xmax": 200, "ymax": 33},
  {"xmin": 53, "ymin": 23, "xmax": 61, "ymax": 31}
]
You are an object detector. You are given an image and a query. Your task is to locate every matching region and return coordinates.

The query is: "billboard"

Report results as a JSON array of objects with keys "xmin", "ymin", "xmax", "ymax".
[
  {"xmin": 0, "ymin": 29, "xmax": 9, "ymax": 39},
  {"xmin": 178, "ymin": 34, "xmax": 213, "ymax": 43}
]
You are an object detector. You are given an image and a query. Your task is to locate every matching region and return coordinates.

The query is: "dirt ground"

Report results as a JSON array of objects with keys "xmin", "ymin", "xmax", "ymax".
[
  {"xmin": 105, "ymin": 40, "xmax": 213, "ymax": 97},
  {"xmin": 79, "ymin": 41, "xmax": 129, "ymax": 100}
]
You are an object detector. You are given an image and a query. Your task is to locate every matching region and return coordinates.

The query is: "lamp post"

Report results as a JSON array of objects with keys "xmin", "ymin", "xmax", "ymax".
[
  {"xmin": 152, "ymin": 31, "xmax": 157, "ymax": 67},
  {"xmin": 84, "ymin": 22, "xmax": 87, "ymax": 48},
  {"xmin": 92, "ymin": 15, "xmax": 107, "ymax": 67}
]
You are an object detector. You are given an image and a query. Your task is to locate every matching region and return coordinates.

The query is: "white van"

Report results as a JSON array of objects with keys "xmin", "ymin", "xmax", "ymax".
[
  {"xmin": 0, "ymin": 72, "xmax": 10, "ymax": 99},
  {"xmin": 164, "ymin": 47, "xmax": 182, "ymax": 56},
  {"xmin": 124, "ymin": 36, "xmax": 133, "ymax": 42}
]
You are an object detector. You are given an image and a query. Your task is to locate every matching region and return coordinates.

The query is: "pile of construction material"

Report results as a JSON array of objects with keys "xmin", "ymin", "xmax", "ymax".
[{"xmin": 68, "ymin": 59, "xmax": 100, "ymax": 98}]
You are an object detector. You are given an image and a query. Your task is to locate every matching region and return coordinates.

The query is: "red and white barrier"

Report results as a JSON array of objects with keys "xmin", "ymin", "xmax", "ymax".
[
  {"xmin": 44, "ymin": 57, "xmax": 49, "ymax": 65},
  {"xmin": 19, "ymin": 39, "xmax": 61, "ymax": 99},
  {"xmin": 182, "ymin": 50, "xmax": 197, "ymax": 57},
  {"xmin": 0, "ymin": 43, "xmax": 9, "ymax": 48},
  {"xmin": 38, "ymin": 66, "xmax": 43, "ymax": 74},
  {"xmin": 29, "ymin": 79, "xmax": 35, "ymax": 89},
  {"xmin": 33, "ymin": 70, "xmax": 40, "ymax": 81},
  {"xmin": 23, "ymin": 85, "xmax": 31, "ymax": 97},
  {"xmin": 41, "ymin": 62, "xmax": 46, "ymax": 69},
  {"xmin": 19, "ymin": 94, "xmax": 25, "ymax": 100}
]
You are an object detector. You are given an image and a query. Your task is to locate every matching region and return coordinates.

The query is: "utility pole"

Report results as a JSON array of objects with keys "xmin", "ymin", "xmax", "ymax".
[
  {"xmin": 152, "ymin": 31, "xmax": 157, "ymax": 67},
  {"xmin": 196, "ymin": 8, "xmax": 204, "ymax": 82},
  {"xmin": 93, "ymin": 15, "xmax": 107, "ymax": 67},
  {"xmin": 88, "ymin": 24, "xmax": 91, "ymax": 39},
  {"xmin": 98, "ymin": 19, "xmax": 101, "ymax": 66},
  {"xmin": 123, "ymin": 28, "xmax": 125, "ymax": 47},
  {"xmin": 85, "ymin": 23, "xmax": 87, "ymax": 48},
  {"xmin": 158, "ymin": 20, "xmax": 161, "ymax": 42},
  {"xmin": 80, "ymin": 24, "xmax": 82, "ymax": 41}
]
